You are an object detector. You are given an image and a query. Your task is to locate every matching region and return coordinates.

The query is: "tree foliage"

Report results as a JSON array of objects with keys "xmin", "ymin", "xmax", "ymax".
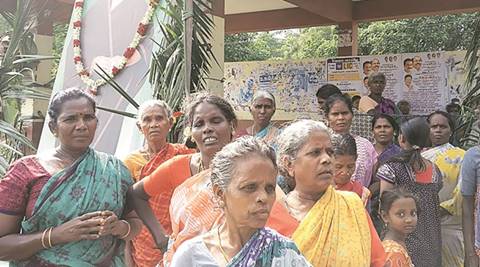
[
  {"xmin": 224, "ymin": 32, "xmax": 282, "ymax": 62},
  {"xmin": 225, "ymin": 13, "xmax": 478, "ymax": 62},
  {"xmin": 358, "ymin": 13, "xmax": 478, "ymax": 55}
]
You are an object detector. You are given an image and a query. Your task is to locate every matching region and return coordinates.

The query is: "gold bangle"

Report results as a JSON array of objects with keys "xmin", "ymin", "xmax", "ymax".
[
  {"xmin": 41, "ymin": 228, "xmax": 49, "ymax": 249},
  {"xmin": 47, "ymin": 227, "xmax": 53, "ymax": 248},
  {"xmin": 119, "ymin": 220, "xmax": 131, "ymax": 239}
]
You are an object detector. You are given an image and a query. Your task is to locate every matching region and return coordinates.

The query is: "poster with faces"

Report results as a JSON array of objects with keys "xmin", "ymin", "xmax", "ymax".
[
  {"xmin": 400, "ymin": 52, "xmax": 447, "ymax": 114},
  {"xmin": 360, "ymin": 54, "xmax": 402, "ymax": 102},
  {"xmin": 224, "ymin": 51, "xmax": 451, "ymax": 117}
]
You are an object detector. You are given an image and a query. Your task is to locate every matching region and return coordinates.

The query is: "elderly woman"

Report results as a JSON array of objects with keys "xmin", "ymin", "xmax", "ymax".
[
  {"xmin": 128, "ymin": 93, "xmax": 238, "ymax": 259},
  {"xmin": 0, "ymin": 88, "xmax": 141, "ymax": 265},
  {"xmin": 123, "ymin": 100, "xmax": 193, "ymax": 267},
  {"xmin": 378, "ymin": 117, "xmax": 442, "ymax": 266},
  {"xmin": 325, "ymin": 94, "xmax": 377, "ymax": 187},
  {"xmin": 170, "ymin": 136, "xmax": 311, "ymax": 266},
  {"xmin": 422, "ymin": 111, "xmax": 464, "ymax": 267},
  {"xmin": 358, "ymin": 72, "xmax": 398, "ymax": 115},
  {"xmin": 266, "ymin": 120, "xmax": 386, "ymax": 266},
  {"xmin": 235, "ymin": 90, "xmax": 279, "ymax": 145}
]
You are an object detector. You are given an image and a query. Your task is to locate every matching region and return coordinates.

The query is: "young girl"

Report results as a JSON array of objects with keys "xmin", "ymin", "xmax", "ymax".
[
  {"xmin": 380, "ymin": 187, "xmax": 418, "ymax": 267},
  {"xmin": 331, "ymin": 133, "xmax": 370, "ymax": 205}
]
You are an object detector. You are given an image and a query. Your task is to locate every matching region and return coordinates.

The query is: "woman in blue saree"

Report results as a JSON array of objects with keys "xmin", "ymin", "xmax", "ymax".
[
  {"xmin": 235, "ymin": 91, "xmax": 279, "ymax": 147},
  {"xmin": 170, "ymin": 136, "xmax": 310, "ymax": 267},
  {"xmin": 0, "ymin": 88, "xmax": 141, "ymax": 266}
]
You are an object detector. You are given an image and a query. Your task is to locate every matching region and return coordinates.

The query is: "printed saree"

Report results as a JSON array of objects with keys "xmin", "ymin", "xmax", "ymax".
[
  {"xmin": 292, "ymin": 186, "xmax": 371, "ymax": 267},
  {"xmin": 422, "ymin": 143, "xmax": 465, "ymax": 267},
  {"xmin": 236, "ymin": 124, "xmax": 279, "ymax": 147},
  {"xmin": 12, "ymin": 149, "xmax": 132, "ymax": 267},
  {"xmin": 124, "ymin": 143, "xmax": 193, "ymax": 267},
  {"xmin": 227, "ymin": 228, "xmax": 311, "ymax": 267}
]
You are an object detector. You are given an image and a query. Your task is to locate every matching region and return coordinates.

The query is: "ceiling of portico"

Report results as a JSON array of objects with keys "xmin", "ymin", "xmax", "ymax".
[{"xmin": 225, "ymin": 0, "xmax": 296, "ymax": 15}]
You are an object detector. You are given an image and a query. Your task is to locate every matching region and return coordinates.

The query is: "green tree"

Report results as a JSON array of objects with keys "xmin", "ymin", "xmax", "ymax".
[
  {"xmin": 224, "ymin": 32, "xmax": 258, "ymax": 62},
  {"xmin": 225, "ymin": 13, "xmax": 478, "ymax": 62},
  {"xmin": 51, "ymin": 23, "xmax": 68, "ymax": 77},
  {"xmin": 358, "ymin": 13, "xmax": 478, "ymax": 55},
  {"xmin": 225, "ymin": 32, "xmax": 283, "ymax": 62},
  {"xmin": 282, "ymin": 26, "xmax": 337, "ymax": 59}
]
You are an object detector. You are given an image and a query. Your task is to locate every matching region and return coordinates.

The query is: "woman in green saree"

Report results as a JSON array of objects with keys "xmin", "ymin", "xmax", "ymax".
[{"xmin": 0, "ymin": 88, "xmax": 141, "ymax": 266}]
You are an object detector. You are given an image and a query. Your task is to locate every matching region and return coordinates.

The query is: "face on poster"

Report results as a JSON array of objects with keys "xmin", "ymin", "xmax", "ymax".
[
  {"xmin": 400, "ymin": 52, "xmax": 447, "ymax": 114},
  {"xmin": 361, "ymin": 54, "xmax": 402, "ymax": 103},
  {"xmin": 225, "ymin": 51, "xmax": 453, "ymax": 118}
]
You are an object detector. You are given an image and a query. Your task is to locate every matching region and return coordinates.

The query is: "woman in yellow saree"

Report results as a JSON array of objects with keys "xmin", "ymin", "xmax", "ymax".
[{"xmin": 268, "ymin": 119, "xmax": 386, "ymax": 267}]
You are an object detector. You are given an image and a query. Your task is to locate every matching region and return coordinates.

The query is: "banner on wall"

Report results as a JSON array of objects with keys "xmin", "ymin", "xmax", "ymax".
[
  {"xmin": 326, "ymin": 57, "xmax": 362, "ymax": 95},
  {"xmin": 225, "ymin": 51, "xmax": 459, "ymax": 116},
  {"xmin": 224, "ymin": 59, "xmax": 327, "ymax": 114}
]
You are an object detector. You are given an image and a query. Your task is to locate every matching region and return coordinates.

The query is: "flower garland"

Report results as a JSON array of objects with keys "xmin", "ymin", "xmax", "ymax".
[{"xmin": 71, "ymin": 0, "xmax": 158, "ymax": 94}]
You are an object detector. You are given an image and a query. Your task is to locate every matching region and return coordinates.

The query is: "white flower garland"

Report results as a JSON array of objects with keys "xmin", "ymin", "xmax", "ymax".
[{"xmin": 71, "ymin": 0, "xmax": 158, "ymax": 94}]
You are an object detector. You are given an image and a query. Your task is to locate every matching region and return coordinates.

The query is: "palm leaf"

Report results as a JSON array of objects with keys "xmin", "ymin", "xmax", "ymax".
[
  {"xmin": 0, "ymin": 120, "xmax": 35, "ymax": 150},
  {"xmin": 97, "ymin": 106, "xmax": 137, "ymax": 119},
  {"xmin": 459, "ymin": 13, "xmax": 480, "ymax": 149},
  {"xmin": 95, "ymin": 65, "xmax": 140, "ymax": 109}
]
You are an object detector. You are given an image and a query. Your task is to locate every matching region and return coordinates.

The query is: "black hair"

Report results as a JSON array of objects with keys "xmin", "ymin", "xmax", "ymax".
[
  {"xmin": 389, "ymin": 117, "xmax": 430, "ymax": 171},
  {"xmin": 404, "ymin": 74, "xmax": 412, "ymax": 79},
  {"xmin": 397, "ymin": 100, "xmax": 410, "ymax": 107},
  {"xmin": 316, "ymin": 84, "xmax": 341, "ymax": 99},
  {"xmin": 371, "ymin": 113, "xmax": 399, "ymax": 133},
  {"xmin": 403, "ymin": 58, "xmax": 413, "ymax": 66},
  {"xmin": 331, "ymin": 133, "xmax": 357, "ymax": 158},
  {"xmin": 427, "ymin": 110, "xmax": 455, "ymax": 132},
  {"xmin": 363, "ymin": 61, "xmax": 372, "ymax": 68},
  {"xmin": 446, "ymin": 103, "xmax": 461, "ymax": 113},
  {"xmin": 363, "ymin": 76, "xmax": 369, "ymax": 81},
  {"xmin": 184, "ymin": 93, "xmax": 237, "ymax": 128},
  {"xmin": 325, "ymin": 94, "xmax": 353, "ymax": 115},
  {"xmin": 48, "ymin": 88, "xmax": 96, "ymax": 124},
  {"xmin": 380, "ymin": 187, "xmax": 419, "ymax": 217},
  {"xmin": 352, "ymin": 95, "xmax": 361, "ymax": 102}
]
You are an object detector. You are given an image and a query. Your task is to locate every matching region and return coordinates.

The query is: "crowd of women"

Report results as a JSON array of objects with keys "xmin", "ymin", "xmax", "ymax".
[{"xmin": 0, "ymin": 86, "xmax": 477, "ymax": 267}]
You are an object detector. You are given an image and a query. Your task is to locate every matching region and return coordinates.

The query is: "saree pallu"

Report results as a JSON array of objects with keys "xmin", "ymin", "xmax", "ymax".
[
  {"xmin": 422, "ymin": 143, "xmax": 465, "ymax": 267},
  {"xmin": 165, "ymin": 170, "xmax": 219, "ymax": 265},
  {"xmin": 228, "ymin": 228, "xmax": 311, "ymax": 267},
  {"xmin": 335, "ymin": 181, "xmax": 370, "ymax": 206},
  {"xmin": 126, "ymin": 144, "xmax": 194, "ymax": 267},
  {"xmin": 235, "ymin": 124, "xmax": 279, "ymax": 148},
  {"xmin": 12, "ymin": 149, "xmax": 133, "ymax": 267},
  {"xmin": 292, "ymin": 186, "xmax": 371, "ymax": 267},
  {"xmin": 255, "ymin": 124, "xmax": 279, "ymax": 147}
]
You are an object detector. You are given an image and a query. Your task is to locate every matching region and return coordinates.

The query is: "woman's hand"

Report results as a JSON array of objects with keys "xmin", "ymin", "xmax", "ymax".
[
  {"xmin": 50, "ymin": 211, "xmax": 104, "ymax": 245},
  {"xmin": 97, "ymin": 211, "xmax": 128, "ymax": 237}
]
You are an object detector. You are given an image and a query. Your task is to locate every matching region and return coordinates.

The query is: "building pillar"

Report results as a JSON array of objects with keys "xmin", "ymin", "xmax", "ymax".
[
  {"xmin": 207, "ymin": 0, "xmax": 225, "ymax": 96},
  {"xmin": 337, "ymin": 21, "xmax": 358, "ymax": 56}
]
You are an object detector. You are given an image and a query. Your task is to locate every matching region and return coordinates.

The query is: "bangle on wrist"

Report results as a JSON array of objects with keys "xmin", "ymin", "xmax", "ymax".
[
  {"xmin": 47, "ymin": 227, "xmax": 53, "ymax": 248},
  {"xmin": 41, "ymin": 228, "xmax": 49, "ymax": 249},
  {"xmin": 119, "ymin": 220, "xmax": 131, "ymax": 239}
]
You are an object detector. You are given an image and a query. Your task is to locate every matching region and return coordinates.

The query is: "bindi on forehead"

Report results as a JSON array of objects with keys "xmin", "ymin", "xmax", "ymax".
[{"xmin": 59, "ymin": 111, "xmax": 94, "ymax": 118}]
